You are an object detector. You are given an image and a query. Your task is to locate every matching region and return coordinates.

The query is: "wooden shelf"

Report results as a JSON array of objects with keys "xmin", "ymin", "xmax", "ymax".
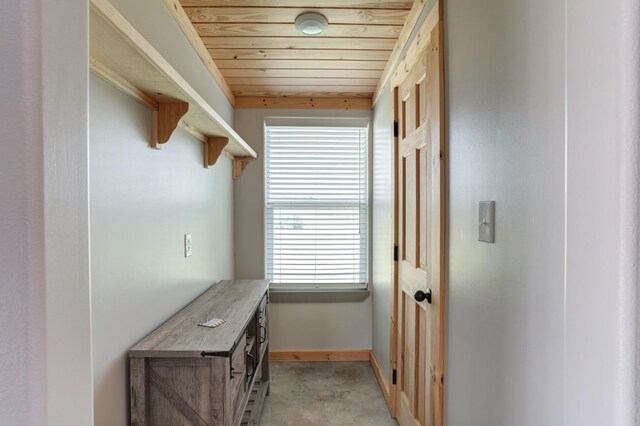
[{"xmin": 89, "ymin": 0, "xmax": 256, "ymax": 176}]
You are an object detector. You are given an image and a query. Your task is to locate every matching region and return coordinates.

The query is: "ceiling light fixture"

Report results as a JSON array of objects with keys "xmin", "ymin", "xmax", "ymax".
[{"xmin": 295, "ymin": 12, "xmax": 329, "ymax": 36}]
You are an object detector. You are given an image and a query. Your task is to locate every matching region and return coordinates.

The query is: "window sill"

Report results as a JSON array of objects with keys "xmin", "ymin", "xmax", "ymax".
[{"xmin": 268, "ymin": 287, "xmax": 370, "ymax": 303}]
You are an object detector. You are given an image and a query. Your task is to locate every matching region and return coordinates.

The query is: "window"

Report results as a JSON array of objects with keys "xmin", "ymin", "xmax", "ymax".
[{"xmin": 265, "ymin": 120, "xmax": 369, "ymax": 290}]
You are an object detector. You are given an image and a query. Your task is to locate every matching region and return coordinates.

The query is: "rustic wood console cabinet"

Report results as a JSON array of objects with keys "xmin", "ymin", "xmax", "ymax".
[{"xmin": 129, "ymin": 280, "xmax": 270, "ymax": 426}]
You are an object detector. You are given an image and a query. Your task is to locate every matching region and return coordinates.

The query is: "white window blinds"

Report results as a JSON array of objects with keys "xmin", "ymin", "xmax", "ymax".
[{"xmin": 265, "ymin": 124, "xmax": 368, "ymax": 288}]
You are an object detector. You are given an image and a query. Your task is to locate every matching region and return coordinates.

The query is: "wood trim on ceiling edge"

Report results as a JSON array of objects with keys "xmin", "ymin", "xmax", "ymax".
[
  {"xmin": 235, "ymin": 97, "xmax": 373, "ymax": 110},
  {"xmin": 389, "ymin": 5, "xmax": 440, "ymax": 90},
  {"xmin": 373, "ymin": 0, "xmax": 437, "ymax": 106},
  {"xmin": 162, "ymin": 0, "xmax": 236, "ymax": 106}
]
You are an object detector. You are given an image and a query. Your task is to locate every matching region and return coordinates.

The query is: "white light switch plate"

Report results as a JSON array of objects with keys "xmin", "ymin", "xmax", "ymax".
[
  {"xmin": 184, "ymin": 233, "xmax": 192, "ymax": 257},
  {"xmin": 478, "ymin": 201, "xmax": 495, "ymax": 243}
]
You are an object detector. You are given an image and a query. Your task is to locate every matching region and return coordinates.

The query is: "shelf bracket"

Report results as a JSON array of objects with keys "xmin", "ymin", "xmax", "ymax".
[
  {"xmin": 152, "ymin": 101, "xmax": 189, "ymax": 148},
  {"xmin": 233, "ymin": 156, "xmax": 253, "ymax": 180},
  {"xmin": 204, "ymin": 137, "xmax": 229, "ymax": 168}
]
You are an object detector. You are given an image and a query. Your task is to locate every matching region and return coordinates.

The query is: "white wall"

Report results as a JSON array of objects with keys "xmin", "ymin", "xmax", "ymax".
[
  {"xmin": 233, "ymin": 108, "xmax": 373, "ymax": 351},
  {"xmin": 444, "ymin": 0, "xmax": 566, "ymax": 424},
  {"xmin": 42, "ymin": 0, "xmax": 94, "ymax": 423},
  {"xmin": 444, "ymin": 1, "xmax": 640, "ymax": 424},
  {"xmin": 564, "ymin": 0, "xmax": 640, "ymax": 424},
  {"xmin": 2, "ymin": 0, "xmax": 93, "ymax": 425},
  {"xmin": 90, "ymin": 76, "xmax": 234, "ymax": 426},
  {"xmin": 1, "ymin": 1, "xmax": 47, "ymax": 424},
  {"xmin": 371, "ymin": 85, "xmax": 394, "ymax": 381}
]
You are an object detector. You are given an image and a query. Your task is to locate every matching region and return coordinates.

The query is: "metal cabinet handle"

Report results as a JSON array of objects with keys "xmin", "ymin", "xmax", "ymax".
[
  {"xmin": 259, "ymin": 325, "xmax": 266, "ymax": 343},
  {"xmin": 246, "ymin": 352, "xmax": 256, "ymax": 377}
]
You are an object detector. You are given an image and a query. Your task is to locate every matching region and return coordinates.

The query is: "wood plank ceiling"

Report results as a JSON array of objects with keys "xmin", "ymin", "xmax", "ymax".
[{"xmin": 178, "ymin": 0, "xmax": 413, "ymax": 106}]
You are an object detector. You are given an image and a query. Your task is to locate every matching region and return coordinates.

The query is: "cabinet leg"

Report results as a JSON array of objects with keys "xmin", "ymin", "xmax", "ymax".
[{"xmin": 130, "ymin": 357, "xmax": 150, "ymax": 425}]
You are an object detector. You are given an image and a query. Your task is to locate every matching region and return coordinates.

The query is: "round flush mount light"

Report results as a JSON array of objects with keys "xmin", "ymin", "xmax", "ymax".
[{"xmin": 295, "ymin": 12, "xmax": 329, "ymax": 36}]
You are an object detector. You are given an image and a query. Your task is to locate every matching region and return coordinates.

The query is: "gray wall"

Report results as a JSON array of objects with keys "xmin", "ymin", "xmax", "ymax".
[
  {"xmin": 371, "ymin": 85, "xmax": 394, "ymax": 382},
  {"xmin": 89, "ymin": 1, "xmax": 237, "ymax": 424},
  {"xmin": 90, "ymin": 75, "xmax": 234, "ymax": 426},
  {"xmin": 233, "ymin": 108, "xmax": 373, "ymax": 351},
  {"xmin": 444, "ymin": 0, "xmax": 565, "ymax": 424}
]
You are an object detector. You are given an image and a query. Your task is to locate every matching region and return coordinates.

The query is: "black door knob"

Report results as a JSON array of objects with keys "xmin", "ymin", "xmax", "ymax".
[{"xmin": 414, "ymin": 289, "xmax": 432, "ymax": 304}]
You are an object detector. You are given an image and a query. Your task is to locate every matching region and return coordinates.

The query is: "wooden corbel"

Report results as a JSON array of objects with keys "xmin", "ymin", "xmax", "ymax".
[
  {"xmin": 204, "ymin": 137, "xmax": 229, "ymax": 168},
  {"xmin": 152, "ymin": 101, "xmax": 189, "ymax": 148},
  {"xmin": 233, "ymin": 156, "xmax": 253, "ymax": 179}
]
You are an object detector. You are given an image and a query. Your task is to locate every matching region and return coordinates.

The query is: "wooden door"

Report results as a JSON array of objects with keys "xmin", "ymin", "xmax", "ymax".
[{"xmin": 394, "ymin": 21, "xmax": 445, "ymax": 426}]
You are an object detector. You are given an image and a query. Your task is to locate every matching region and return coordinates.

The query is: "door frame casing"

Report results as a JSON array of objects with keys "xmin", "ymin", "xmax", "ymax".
[{"xmin": 389, "ymin": 2, "xmax": 446, "ymax": 424}]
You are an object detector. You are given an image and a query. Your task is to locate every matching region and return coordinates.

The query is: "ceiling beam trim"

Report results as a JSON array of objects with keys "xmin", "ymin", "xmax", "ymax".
[
  {"xmin": 372, "ymin": 0, "xmax": 437, "ymax": 105},
  {"xmin": 193, "ymin": 23, "xmax": 402, "ymax": 38},
  {"xmin": 219, "ymin": 68, "xmax": 382, "ymax": 79},
  {"xmin": 200, "ymin": 36, "xmax": 397, "ymax": 50},
  {"xmin": 180, "ymin": 0, "xmax": 414, "ymax": 9},
  {"xmin": 215, "ymin": 59, "xmax": 387, "ymax": 70},
  {"xmin": 208, "ymin": 49, "xmax": 392, "ymax": 61},
  {"xmin": 235, "ymin": 97, "xmax": 373, "ymax": 110},
  {"xmin": 185, "ymin": 7, "xmax": 410, "ymax": 25}
]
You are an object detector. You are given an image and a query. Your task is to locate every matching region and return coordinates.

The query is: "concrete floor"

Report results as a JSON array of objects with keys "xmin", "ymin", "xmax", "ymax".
[{"xmin": 259, "ymin": 362, "xmax": 398, "ymax": 426}]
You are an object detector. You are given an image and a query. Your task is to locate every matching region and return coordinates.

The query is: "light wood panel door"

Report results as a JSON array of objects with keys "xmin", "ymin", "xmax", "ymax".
[{"xmin": 395, "ymin": 21, "xmax": 445, "ymax": 426}]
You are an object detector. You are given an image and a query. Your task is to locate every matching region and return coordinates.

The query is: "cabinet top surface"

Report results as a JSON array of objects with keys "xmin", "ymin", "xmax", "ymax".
[{"xmin": 129, "ymin": 280, "xmax": 269, "ymax": 358}]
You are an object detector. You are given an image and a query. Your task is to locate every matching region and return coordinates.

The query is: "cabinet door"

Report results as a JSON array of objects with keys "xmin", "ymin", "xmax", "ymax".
[
  {"xmin": 229, "ymin": 333, "xmax": 248, "ymax": 422},
  {"xmin": 144, "ymin": 358, "xmax": 215, "ymax": 425}
]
